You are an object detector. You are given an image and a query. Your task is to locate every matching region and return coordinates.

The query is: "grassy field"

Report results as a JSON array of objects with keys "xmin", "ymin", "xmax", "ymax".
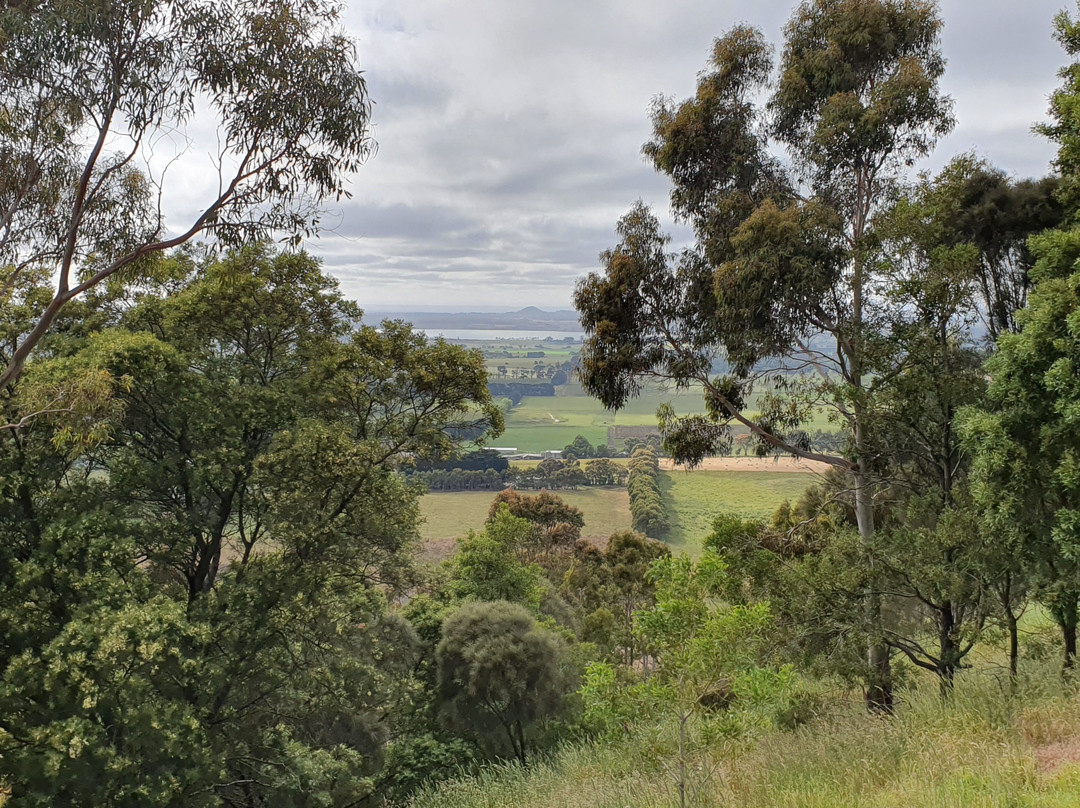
[
  {"xmin": 496, "ymin": 388, "xmax": 708, "ymax": 453},
  {"xmin": 417, "ymin": 469, "xmax": 810, "ymax": 561},
  {"xmin": 418, "ymin": 487, "xmax": 632, "ymax": 562},
  {"xmin": 496, "ymin": 388, "xmax": 837, "ymax": 454},
  {"xmin": 659, "ymin": 469, "xmax": 813, "ymax": 555},
  {"xmin": 410, "ymin": 660, "xmax": 1080, "ymax": 808}
]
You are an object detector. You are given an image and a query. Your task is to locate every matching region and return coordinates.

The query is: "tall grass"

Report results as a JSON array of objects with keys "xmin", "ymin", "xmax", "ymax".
[{"xmin": 409, "ymin": 661, "xmax": 1080, "ymax": 808}]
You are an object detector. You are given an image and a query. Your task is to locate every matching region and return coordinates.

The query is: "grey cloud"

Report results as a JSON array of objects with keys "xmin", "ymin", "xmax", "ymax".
[{"xmin": 154, "ymin": 0, "xmax": 1075, "ymax": 309}]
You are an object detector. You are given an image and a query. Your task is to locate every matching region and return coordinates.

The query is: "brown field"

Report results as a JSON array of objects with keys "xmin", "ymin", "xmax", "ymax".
[{"xmin": 660, "ymin": 456, "xmax": 833, "ymax": 474}]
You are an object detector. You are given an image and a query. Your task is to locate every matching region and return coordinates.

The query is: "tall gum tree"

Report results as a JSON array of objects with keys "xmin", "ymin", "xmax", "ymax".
[
  {"xmin": 575, "ymin": 0, "xmax": 953, "ymax": 710},
  {"xmin": 0, "ymin": 0, "xmax": 375, "ymax": 393}
]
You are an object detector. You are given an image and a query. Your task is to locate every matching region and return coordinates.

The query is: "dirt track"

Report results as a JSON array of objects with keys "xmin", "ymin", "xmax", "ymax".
[{"xmin": 658, "ymin": 456, "xmax": 833, "ymax": 474}]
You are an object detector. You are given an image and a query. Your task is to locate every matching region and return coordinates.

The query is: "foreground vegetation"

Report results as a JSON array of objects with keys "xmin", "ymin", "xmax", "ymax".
[{"xmin": 414, "ymin": 661, "xmax": 1080, "ymax": 808}]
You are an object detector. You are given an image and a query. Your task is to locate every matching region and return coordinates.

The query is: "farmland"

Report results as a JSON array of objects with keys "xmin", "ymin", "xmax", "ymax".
[
  {"xmin": 659, "ymin": 469, "xmax": 816, "ymax": 555},
  {"xmin": 417, "ymin": 334, "xmax": 834, "ymax": 559},
  {"xmin": 417, "ymin": 486, "xmax": 632, "ymax": 562},
  {"xmin": 495, "ymin": 387, "xmax": 708, "ymax": 453},
  {"xmin": 496, "ymin": 387, "xmax": 837, "ymax": 454},
  {"xmin": 417, "ymin": 470, "xmax": 811, "ymax": 561}
]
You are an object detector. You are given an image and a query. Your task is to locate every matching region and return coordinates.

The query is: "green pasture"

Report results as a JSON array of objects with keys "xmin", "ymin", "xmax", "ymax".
[
  {"xmin": 417, "ymin": 469, "xmax": 811, "ymax": 561},
  {"xmin": 418, "ymin": 487, "xmax": 632, "ymax": 562},
  {"xmin": 659, "ymin": 470, "xmax": 813, "ymax": 555},
  {"xmin": 496, "ymin": 386, "xmax": 835, "ymax": 453},
  {"xmin": 497, "ymin": 388, "xmax": 711, "ymax": 453}
]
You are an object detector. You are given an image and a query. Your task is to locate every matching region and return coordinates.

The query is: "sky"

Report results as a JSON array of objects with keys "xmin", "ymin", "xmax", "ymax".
[{"xmin": 179, "ymin": 0, "xmax": 1072, "ymax": 310}]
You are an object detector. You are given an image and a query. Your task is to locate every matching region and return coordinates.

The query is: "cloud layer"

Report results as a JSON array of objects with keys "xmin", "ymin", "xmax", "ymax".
[{"xmin": 173, "ymin": 0, "xmax": 1070, "ymax": 308}]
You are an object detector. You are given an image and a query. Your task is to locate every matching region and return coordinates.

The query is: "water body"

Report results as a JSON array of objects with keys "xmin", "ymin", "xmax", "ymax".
[{"xmin": 420, "ymin": 328, "xmax": 584, "ymax": 341}]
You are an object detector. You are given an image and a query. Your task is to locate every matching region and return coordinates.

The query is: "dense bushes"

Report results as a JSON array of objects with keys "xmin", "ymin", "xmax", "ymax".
[{"xmin": 626, "ymin": 448, "xmax": 669, "ymax": 536}]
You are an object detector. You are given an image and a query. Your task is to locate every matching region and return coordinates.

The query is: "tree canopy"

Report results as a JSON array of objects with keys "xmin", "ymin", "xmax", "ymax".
[{"xmin": 0, "ymin": 0, "xmax": 374, "ymax": 392}]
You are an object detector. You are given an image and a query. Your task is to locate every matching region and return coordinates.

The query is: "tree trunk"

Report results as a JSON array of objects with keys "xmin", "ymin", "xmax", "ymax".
[
  {"xmin": 1057, "ymin": 590, "xmax": 1078, "ymax": 673},
  {"xmin": 855, "ymin": 466, "xmax": 892, "ymax": 712},
  {"xmin": 516, "ymin": 720, "xmax": 527, "ymax": 766},
  {"xmin": 676, "ymin": 711, "xmax": 688, "ymax": 808},
  {"xmin": 939, "ymin": 603, "xmax": 957, "ymax": 698},
  {"xmin": 1065, "ymin": 621, "xmax": 1077, "ymax": 672},
  {"xmin": 1005, "ymin": 604, "xmax": 1019, "ymax": 686}
]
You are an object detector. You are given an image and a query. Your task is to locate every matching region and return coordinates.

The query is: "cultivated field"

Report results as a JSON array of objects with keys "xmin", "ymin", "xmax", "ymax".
[
  {"xmin": 496, "ymin": 387, "xmax": 707, "ymax": 453},
  {"xmin": 497, "ymin": 389, "xmax": 837, "ymax": 454}
]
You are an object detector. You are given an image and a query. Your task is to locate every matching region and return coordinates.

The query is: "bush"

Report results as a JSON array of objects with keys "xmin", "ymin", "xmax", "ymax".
[{"xmin": 437, "ymin": 601, "xmax": 569, "ymax": 764}]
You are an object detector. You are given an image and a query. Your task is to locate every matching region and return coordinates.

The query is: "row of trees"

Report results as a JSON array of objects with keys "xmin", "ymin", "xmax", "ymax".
[
  {"xmin": 575, "ymin": 0, "xmax": 1070, "ymax": 710},
  {"xmin": 485, "ymin": 381, "xmax": 556, "ymax": 403},
  {"xmin": 627, "ymin": 448, "xmax": 669, "ymax": 536},
  {"xmin": 493, "ymin": 362, "xmax": 570, "ymax": 384},
  {"xmin": 410, "ymin": 457, "xmax": 629, "ymax": 491}
]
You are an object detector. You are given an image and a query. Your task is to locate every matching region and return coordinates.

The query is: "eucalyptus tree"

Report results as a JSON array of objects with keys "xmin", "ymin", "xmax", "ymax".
[
  {"xmin": 0, "ymin": 0, "xmax": 374, "ymax": 393},
  {"xmin": 575, "ymin": 0, "xmax": 953, "ymax": 709}
]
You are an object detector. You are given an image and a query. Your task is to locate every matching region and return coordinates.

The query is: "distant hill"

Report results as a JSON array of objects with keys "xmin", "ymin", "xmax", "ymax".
[{"xmin": 369, "ymin": 307, "xmax": 582, "ymax": 332}]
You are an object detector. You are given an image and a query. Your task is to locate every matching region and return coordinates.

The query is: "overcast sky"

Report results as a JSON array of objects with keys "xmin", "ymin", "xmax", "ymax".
[{"xmin": 195, "ymin": 0, "xmax": 1076, "ymax": 310}]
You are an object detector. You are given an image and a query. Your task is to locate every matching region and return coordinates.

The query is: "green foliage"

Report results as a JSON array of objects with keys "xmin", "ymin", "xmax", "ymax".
[
  {"xmin": 0, "ymin": 0, "xmax": 377, "ymax": 390},
  {"xmin": 626, "ymin": 447, "xmax": 669, "ymax": 536},
  {"xmin": 577, "ymin": 0, "xmax": 954, "ymax": 464},
  {"xmin": 436, "ymin": 601, "xmax": 570, "ymax": 764},
  {"xmin": 1038, "ymin": 2, "xmax": 1080, "ymax": 212},
  {"xmin": 582, "ymin": 552, "xmax": 793, "ymax": 807},
  {"xmin": 449, "ymin": 505, "xmax": 544, "ymax": 607},
  {"xmin": 0, "ymin": 246, "xmax": 500, "ymax": 805},
  {"xmin": 562, "ymin": 434, "xmax": 598, "ymax": 459},
  {"xmin": 582, "ymin": 458, "xmax": 628, "ymax": 486},
  {"xmin": 960, "ymin": 225, "xmax": 1080, "ymax": 667},
  {"xmin": 376, "ymin": 733, "xmax": 476, "ymax": 806}
]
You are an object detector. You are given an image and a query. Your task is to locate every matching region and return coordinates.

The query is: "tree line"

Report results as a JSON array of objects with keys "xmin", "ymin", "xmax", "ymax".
[
  {"xmin": 411, "ymin": 457, "xmax": 628, "ymax": 492},
  {"xmin": 627, "ymin": 447, "xmax": 670, "ymax": 536}
]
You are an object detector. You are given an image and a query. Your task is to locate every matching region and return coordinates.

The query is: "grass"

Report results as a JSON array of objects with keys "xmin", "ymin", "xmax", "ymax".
[
  {"xmin": 418, "ymin": 466, "xmax": 811, "ymax": 560},
  {"xmin": 496, "ymin": 386, "xmax": 837, "ymax": 454},
  {"xmin": 659, "ymin": 470, "xmax": 813, "ymax": 555},
  {"xmin": 418, "ymin": 488, "xmax": 632, "ymax": 562},
  {"xmin": 408, "ymin": 661, "xmax": 1080, "ymax": 808},
  {"xmin": 497, "ymin": 388, "xmax": 720, "ymax": 453}
]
